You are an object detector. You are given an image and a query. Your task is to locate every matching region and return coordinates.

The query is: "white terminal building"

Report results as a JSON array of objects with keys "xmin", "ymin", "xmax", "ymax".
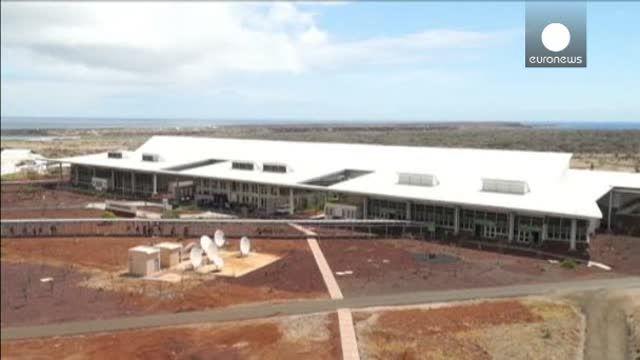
[{"xmin": 60, "ymin": 136, "xmax": 640, "ymax": 251}]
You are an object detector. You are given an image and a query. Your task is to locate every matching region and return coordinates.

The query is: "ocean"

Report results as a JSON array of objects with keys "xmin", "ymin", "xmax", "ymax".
[{"xmin": 1, "ymin": 117, "xmax": 639, "ymax": 131}]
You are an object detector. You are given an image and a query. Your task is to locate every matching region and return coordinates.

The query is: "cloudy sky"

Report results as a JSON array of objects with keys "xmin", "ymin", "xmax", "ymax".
[{"xmin": 1, "ymin": 1, "xmax": 639, "ymax": 122}]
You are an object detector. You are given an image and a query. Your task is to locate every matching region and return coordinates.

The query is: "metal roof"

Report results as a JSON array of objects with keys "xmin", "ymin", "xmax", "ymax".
[{"xmin": 59, "ymin": 135, "xmax": 640, "ymax": 220}]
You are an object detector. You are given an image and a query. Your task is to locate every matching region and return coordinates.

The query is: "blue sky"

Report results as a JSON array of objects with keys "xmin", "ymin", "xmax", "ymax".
[{"xmin": 1, "ymin": 1, "xmax": 639, "ymax": 122}]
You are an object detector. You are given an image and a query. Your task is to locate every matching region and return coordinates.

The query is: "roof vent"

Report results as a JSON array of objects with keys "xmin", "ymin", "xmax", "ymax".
[
  {"xmin": 231, "ymin": 161, "xmax": 254, "ymax": 171},
  {"xmin": 482, "ymin": 178, "xmax": 530, "ymax": 195},
  {"xmin": 107, "ymin": 151, "xmax": 123, "ymax": 159},
  {"xmin": 142, "ymin": 153, "xmax": 160, "ymax": 162},
  {"xmin": 398, "ymin": 172, "xmax": 439, "ymax": 187},
  {"xmin": 263, "ymin": 163, "xmax": 288, "ymax": 173}
]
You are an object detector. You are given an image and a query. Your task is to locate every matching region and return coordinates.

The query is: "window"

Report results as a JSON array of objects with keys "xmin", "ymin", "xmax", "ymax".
[{"xmin": 108, "ymin": 151, "xmax": 123, "ymax": 159}]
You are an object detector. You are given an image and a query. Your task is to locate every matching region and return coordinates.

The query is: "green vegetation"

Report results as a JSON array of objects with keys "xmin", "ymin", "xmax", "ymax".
[
  {"xmin": 560, "ymin": 259, "xmax": 578, "ymax": 270},
  {"xmin": 161, "ymin": 209, "xmax": 180, "ymax": 219},
  {"xmin": 101, "ymin": 211, "xmax": 117, "ymax": 219}
]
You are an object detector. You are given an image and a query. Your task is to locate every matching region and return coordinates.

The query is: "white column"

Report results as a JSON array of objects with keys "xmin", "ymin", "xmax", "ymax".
[
  {"xmin": 152, "ymin": 174, "xmax": 158, "ymax": 195},
  {"xmin": 570, "ymin": 218, "xmax": 577, "ymax": 251},
  {"xmin": 454, "ymin": 207, "xmax": 460, "ymax": 235},
  {"xmin": 288, "ymin": 188, "xmax": 294, "ymax": 215},
  {"xmin": 131, "ymin": 172, "xmax": 135, "ymax": 194},
  {"xmin": 405, "ymin": 202, "xmax": 411, "ymax": 221},
  {"xmin": 59, "ymin": 162, "xmax": 63, "ymax": 181},
  {"xmin": 508, "ymin": 213, "xmax": 515, "ymax": 243},
  {"xmin": 541, "ymin": 220, "xmax": 548, "ymax": 242}
]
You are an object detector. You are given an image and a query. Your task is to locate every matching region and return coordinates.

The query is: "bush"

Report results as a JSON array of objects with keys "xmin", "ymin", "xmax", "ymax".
[
  {"xmin": 102, "ymin": 211, "xmax": 117, "ymax": 219},
  {"xmin": 161, "ymin": 210, "xmax": 180, "ymax": 219},
  {"xmin": 560, "ymin": 258, "xmax": 578, "ymax": 270}
]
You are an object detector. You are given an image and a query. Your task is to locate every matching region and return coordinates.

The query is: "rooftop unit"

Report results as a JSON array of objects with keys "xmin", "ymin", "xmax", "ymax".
[
  {"xmin": 142, "ymin": 153, "xmax": 160, "ymax": 162},
  {"xmin": 107, "ymin": 151, "xmax": 123, "ymax": 159},
  {"xmin": 262, "ymin": 162, "xmax": 288, "ymax": 174},
  {"xmin": 398, "ymin": 172, "xmax": 439, "ymax": 187},
  {"xmin": 231, "ymin": 161, "xmax": 255, "ymax": 171},
  {"xmin": 482, "ymin": 178, "xmax": 530, "ymax": 195}
]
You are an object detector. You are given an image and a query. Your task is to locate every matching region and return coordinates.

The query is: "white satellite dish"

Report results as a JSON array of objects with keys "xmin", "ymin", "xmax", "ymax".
[
  {"xmin": 211, "ymin": 254, "xmax": 224, "ymax": 269},
  {"xmin": 200, "ymin": 235, "xmax": 212, "ymax": 250},
  {"xmin": 240, "ymin": 236, "xmax": 251, "ymax": 257},
  {"xmin": 204, "ymin": 242, "xmax": 218, "ymax": 262},
  {"xmin": 190, "ymin": 246, "xmax": 203, "ymax": 268},
  {"xmin": 214, "ymin": 229, "xmax": 226, "ymax": 247}
]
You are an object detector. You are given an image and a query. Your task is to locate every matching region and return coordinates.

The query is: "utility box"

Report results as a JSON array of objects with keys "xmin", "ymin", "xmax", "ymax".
[
  {"xmin": 154, "ymin": 242, "xmax": 182, "ymax": 268},
  {"xmin": 128, "ymin": 246, "xmax": 160, "ymax": 277}
]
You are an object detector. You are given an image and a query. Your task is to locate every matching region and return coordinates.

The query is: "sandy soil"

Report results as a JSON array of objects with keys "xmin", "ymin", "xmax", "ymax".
[
  {"xmin": 567, "ymin": 289, "xmax": 640, "ymax": 360},
  {"xmin": 1, "ymin": 312, "xmax": 341, "ymax": 360},
  {"xmin": 1, "ymin": 238, "xmax": 327, "ymax": 327},
  {"xmin": 319, "ymin": 238, "xmax": 618, "ymax": 297},
  {"xmin": 354, "ymin": 299, "xmax": 583, "ymax": 360}
]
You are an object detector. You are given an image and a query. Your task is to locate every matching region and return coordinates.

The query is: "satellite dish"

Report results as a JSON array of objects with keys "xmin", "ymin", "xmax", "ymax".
[
  {"xmin": 211, "ymin": 254, "xmax": 224, "ymax": 269},
  {"xmin": 214, "ymin": 229, "xmax": 225, "ymax": 247},
  {"xmin": 240, "ymin": 236, "xmax": 251, "ymax": 257},
  {"xmin": 200, "ymin": 235, "xmax": 212, "ymax": 250},
  {"xmin": 204, "ymin": 242, "xmax": 218, "ymax": 262},
  {"xmin": 190, "ymin": 246, "xmax": 203, "ymax": 268}
]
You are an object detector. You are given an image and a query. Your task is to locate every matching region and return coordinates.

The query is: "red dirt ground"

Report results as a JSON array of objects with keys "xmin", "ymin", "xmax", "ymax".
[
  {"xmin": 1, "ymin": 262, "xmax": 143, "ymax": 327},
  {"xmin": 1, "ymin": 238, "xmax": 327, "ymax": 327},
  {"xmin": 589, "ymin": 234, "xmax": 640, "ymax": 275},
  {"xmin": 1, "ymin": 184, "xmax": 101, "ymax": 209},
  {"xmin": 354, "ymin": 300, "xmax": 544, "ymax": 360},
  {"xmin": 1, "ymin": 208, "xmax": 106, "ymax": 219},
  {"xmin": 375, "ymin": 300, "xmax": 541, "ymax": 335},
  {"xmin": 2, "ymin": 313, "xmax": 341, "ymax": 360},
  {"xmin": 319, "ymin": 238, "xmax": 622, "ymax": 297}
]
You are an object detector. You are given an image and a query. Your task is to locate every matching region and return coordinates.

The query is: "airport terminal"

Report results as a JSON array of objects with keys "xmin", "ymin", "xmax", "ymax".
[{"xmin": 58, "ymin": 136, "xmax": 640, "ymax": 251}]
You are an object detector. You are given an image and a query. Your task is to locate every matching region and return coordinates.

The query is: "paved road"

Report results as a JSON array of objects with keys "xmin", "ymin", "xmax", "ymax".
[{"xmin": 3, "ymin": 276, "xmax": 640, "ymax": 341}]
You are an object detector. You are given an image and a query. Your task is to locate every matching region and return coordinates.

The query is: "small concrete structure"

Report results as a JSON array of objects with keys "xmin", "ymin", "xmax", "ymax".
[
  {"xmin": 154, "ymin": 242, "xmax": 182, "ymax": 268},
  {"xmin": 128, "ymin": 245, "xmax": 160, "ymax": 277}
]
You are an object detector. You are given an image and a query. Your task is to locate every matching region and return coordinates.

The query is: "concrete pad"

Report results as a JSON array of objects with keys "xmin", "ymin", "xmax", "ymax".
[
  {"xmin": 338, "ymin": 308, "xmax": 361, "ymax": 360},
  {"xmin": 307, "ymin": 237, "xmax": 343, "ymax": 300},
  {"xmin": 216, "ymin": 250, "xmax": 281, "ymax": 278}
]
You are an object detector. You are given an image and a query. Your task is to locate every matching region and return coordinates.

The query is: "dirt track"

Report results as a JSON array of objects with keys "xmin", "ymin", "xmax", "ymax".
[{"xmin": 567, "ymin": 289, "xmax": 640, "ymax": 360}]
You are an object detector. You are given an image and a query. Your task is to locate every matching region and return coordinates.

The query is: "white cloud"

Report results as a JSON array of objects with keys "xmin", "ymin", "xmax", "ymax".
[{"xmin": 1, "ymin": 2, "xmax": 507, "ymax": 85}]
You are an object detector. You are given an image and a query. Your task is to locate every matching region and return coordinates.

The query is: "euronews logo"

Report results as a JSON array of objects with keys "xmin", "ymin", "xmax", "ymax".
[{"xmin": 525, "ymin": 2, "xmax": 586, "ymax": 68}]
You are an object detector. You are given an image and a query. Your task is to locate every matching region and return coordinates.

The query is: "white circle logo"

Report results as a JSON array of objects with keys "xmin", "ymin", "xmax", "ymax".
[{"xmin": 541, "ymin": 23, "xmax": 571, "ymax": 52}]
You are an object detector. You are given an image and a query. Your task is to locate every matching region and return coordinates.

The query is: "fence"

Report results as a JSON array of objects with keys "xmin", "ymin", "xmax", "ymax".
[{"xmin": 0, "ymin": 219, "xmax": 418, "ymax": 239}]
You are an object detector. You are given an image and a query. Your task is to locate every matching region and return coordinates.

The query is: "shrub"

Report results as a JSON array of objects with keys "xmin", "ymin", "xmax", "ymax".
[
  {"xmin": 560, "ymin": 258, "xmax": 578, "ymax": 270},
  {"xmin": 161, "ymin": 210, "xmax": 180, "ymax": 219},
  {"xmin": 102, "ymin": 211, "xmax": 117, "ymax": 219}
]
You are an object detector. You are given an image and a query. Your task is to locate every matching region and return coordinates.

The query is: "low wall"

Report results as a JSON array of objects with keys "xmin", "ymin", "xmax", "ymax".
[{"xmin": 0, "ymin": 219, "xmax": 411, "ymax": 239}]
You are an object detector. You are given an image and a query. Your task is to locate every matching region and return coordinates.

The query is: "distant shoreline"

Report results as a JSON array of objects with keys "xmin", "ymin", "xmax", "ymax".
[{"xmin": 1, "ymin": 117, "xmax": 639, "ymax": 132}]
